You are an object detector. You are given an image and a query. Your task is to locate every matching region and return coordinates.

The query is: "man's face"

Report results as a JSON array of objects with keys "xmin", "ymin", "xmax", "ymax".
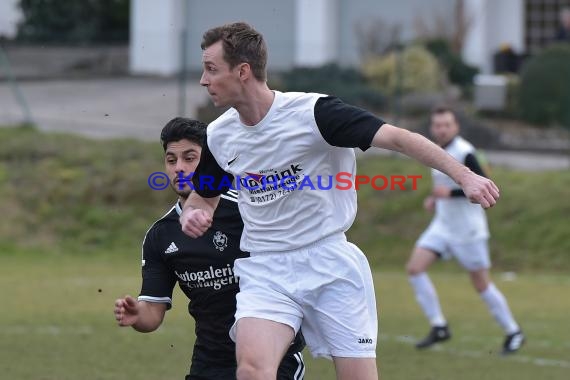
[
  {"xmin": 430, "ymin": 111, "xmax": 459, "ymax": 146},
  {"xmin": 200, "ymin": 41, "xmax": 243, "ymax": 107},
  {"xmin": 164, "ymin": 139, "xmax": 202, "ymax": 199}
]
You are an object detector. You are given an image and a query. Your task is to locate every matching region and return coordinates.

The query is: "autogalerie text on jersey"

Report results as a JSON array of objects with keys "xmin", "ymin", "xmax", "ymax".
[{"xmin": 148, "ymin": 171, "xmax": 422, "ymax": 192}]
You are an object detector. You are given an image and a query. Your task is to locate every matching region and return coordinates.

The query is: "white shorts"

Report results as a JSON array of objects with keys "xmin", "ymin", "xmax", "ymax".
[
  {"xmin": 230, "ymin": 233, "xmax": 378, "ymax": 359},
  {"xmin": 416, "ymin": 229, "xmax": 491, "ymax": 271}
]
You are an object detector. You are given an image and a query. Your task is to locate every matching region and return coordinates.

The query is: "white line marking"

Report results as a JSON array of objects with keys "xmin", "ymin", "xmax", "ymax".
[{"xmin": 380, "ymin": 334, "xmax": 570, "ymax": 369}]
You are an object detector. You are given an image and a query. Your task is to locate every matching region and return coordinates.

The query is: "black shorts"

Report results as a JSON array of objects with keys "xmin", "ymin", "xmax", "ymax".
[{"xmin": 186, "ymin": 350, "xmax": 305, "ymax": 380}]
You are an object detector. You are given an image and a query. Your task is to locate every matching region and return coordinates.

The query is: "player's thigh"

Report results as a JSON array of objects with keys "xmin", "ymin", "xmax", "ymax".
[
  {"xmin": 235, "ymin": 317, "xmax": 295, "ymax": 372},
  {"xmin": 333, "ymin": 357, "xmax": 379, "ymax": 380},
  {"xmin": 451, "ymin": 239, "xmax": 491, "ymax": 272},
  {"xmin": 410, "ymin": 229, "xmax": 448, "ymax": 273},
  {"xmin": 406, "ymin": 246, "xmax": 440, "ymax": 274}
]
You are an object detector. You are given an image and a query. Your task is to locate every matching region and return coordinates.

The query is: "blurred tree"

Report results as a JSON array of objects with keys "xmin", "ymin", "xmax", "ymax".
[
  {"xmin": 354, "ymin": 17, "xmax": 402, "ymax": 60},
  {"xmin": 413, "ymin": 0, "xmax": 472, "ymax": 54},
  {"xmin": 362, "ymin": 45, "xmax": 443, "ymax": 95},
  {"xmin": 412, "ymin": 0, "xmax": 478, "ymax": 88},
  {"xmin": 17, "ymin": 0, "xmax": 129, "ymax": 44},
  {"xmin": 424, "ymin": 38, "xmax": 478, "ymax": 87}
]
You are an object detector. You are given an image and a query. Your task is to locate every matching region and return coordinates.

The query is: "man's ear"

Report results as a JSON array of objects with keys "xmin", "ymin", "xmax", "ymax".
[{"xmin": 238, "ymin": 63, "xmax": 251, "ymax": 81}]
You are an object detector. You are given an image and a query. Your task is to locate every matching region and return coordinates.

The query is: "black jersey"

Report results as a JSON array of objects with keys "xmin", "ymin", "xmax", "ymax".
[{"xmin": 139, "ymin": 190, "xmax": 305, "ymax": 370}]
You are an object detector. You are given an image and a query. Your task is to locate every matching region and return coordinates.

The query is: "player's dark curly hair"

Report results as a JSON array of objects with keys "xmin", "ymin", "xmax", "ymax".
[
  {"xmin": 201, "ymin": 21, "xmax": 267, "ymax": 81},
  {"xmin": 160, "ymin": 117, "xmax": 207, "ymax": 151}
]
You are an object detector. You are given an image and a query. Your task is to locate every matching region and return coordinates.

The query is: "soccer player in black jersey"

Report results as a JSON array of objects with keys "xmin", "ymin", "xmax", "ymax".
[{"xmin": 114, "ymin": 117, "xmax": 305, "ymax": 380}]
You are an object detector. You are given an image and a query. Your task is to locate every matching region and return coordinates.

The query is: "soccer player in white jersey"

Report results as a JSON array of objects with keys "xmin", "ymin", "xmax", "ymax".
[
  {"xmin": 406, "ymin": 106, "xmax": 524, "ymax": 355},
  {"xmin": 179, "ymin": 22, "xmax": 500, "ymax": 380}
]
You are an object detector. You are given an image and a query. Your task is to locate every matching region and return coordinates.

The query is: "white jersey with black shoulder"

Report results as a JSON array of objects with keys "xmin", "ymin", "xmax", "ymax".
[
  {"xmin": 193, "ymin": 91, "xmax": 384, "ymax": 252},
  {"xmin": 429, "ymin": 136, "xmax": 490, "ymax": 242}
]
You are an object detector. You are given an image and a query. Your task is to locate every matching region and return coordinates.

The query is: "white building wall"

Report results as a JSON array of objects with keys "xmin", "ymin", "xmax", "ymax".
[
  {"xmin": 295, "ymin": 0, "xmax": 340, "ymax": 66},
  {"xmin": 130, "ymin": 0, "xmax": 184, "ymax": 76},
  {"xmin": 487, "ymin": 0, "xmax": 525, "ymax": 54},
  {"xmin": 462, "ymin": 0, "xmax": 489, "ymax": 72},
  {"xmin": 129, "ymin": 0, "xmax": 526, "ymax": 75},
  {"xmin": 0, "ymin": 0, "xmax": 21, "ymax": 39},
  {"xmin": 184, "ymin": 0, "xmax": 296, "ymax": 71},
  {"xmin": 462, "ymin": 0, "xmax": 525, "ymax": 73},
  {"xmin": 337, "ymin": 0, "xmax": 455, "ymax": 66}
]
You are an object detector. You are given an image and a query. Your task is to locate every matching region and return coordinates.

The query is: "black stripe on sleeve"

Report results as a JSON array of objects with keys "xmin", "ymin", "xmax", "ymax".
[
  {"xmin": 449, "ymin": 189, "xmax": 466, "ymax": 197},
  {"xmin": 314, "ymin": 96, "xmax": 384, "ymax": 151},
  {"xmin": 450, "ymin": 152, "xmax": 487, "ymax": 197},
  {"xmin": 192, "ymin": 137, "xmax": 235, "ymax": 198},
  {"xmin": 465, "ymin": 152, "xmax": 487, "ymax": 177}
]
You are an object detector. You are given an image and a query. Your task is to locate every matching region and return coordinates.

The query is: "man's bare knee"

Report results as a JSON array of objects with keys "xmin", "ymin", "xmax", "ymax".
[
  {"xmin": 407, "ymin": 248, "xmax": 437, "ymax": 275},
  {"xmin": 469, "ymin": 269, "xmax": 490, "ymax": 293},
  {"xmin": 334, "ymin": 357, "xmax": 378, "ymax": 380},
  {"xmin": 406, "ymin": 257, "xmax": 426, "ymax": 276},
  {"xmin": 235, "ymin": 318, "xmax": 293, "ymax": 380},
  {"xmin": 406, "ymin": 261, "xmax": 423, "ymax": 276}
]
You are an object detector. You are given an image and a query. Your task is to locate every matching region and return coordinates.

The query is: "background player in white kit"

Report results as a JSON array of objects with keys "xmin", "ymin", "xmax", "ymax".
[
  {"xmin": 406, "ymin": 106, "xmax": 525, "ymax": 354},
  {"xmin": 180, "ymin": 22, "xmax": 500, "ymax": 380}
]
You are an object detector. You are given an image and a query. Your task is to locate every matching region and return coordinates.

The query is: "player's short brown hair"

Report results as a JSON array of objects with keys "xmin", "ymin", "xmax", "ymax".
[
  {"xmin": 431, "ymin": 105, "xmax": 459, "ymax": 122},
  {"xmin": 201, "ymin": 22, "xmax": 267, "ymax": 81}
]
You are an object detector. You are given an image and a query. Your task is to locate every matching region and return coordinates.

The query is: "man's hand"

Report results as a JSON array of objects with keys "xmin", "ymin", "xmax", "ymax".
[
  {"xmin": 423, "ymin": 196, "xmax": 436, "ymax": 212},
  {"xmin": 432, "ymin": 186, "xmax": 451, "ymax": 198},
  {"xmin": 457, "ymin": 171, "xmax": 499, "ymax": 208},
  {"xmin": 114, "ymin": 295, "xmax": 139, "ymax": 327},
  {"xmin": 180, "ymin": 208, "xmax": 213, "ymax": 238}
]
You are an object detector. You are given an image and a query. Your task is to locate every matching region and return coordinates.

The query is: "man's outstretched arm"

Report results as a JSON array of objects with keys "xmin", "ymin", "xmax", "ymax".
[
  {"xmin": 180, "ymin": 192, "xmax": 220, "ymax": 238},
  {"xmin": 114, "ymin": 296, "xmax": 167, "ymax": 332},
  {"xmin": 371, "ymin": 124, "xmax": 499, "ymax": 208}
]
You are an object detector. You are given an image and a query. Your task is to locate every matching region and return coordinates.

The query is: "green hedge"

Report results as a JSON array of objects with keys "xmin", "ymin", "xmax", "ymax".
[
  {"xmin": 423, "ymin": 38, "xmax": 479, "ymax": 87},
  {"xmin": 518, "ymin": 44, "xmax": 570, "ymax": 128},
  {"xmin": 362, "ymin": 45, "xmax": 443, "ymax": 95},
  {"xmin": 17, "ymin": 0, "xmax": 130, "ymax": 44}
]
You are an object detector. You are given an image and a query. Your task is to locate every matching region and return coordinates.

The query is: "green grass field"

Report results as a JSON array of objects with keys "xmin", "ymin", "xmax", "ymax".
[
  {"xmin": 1, "ymin": 252, "xmax": 569, "ymax": 379},
  {"xmin": 1, "ymin": 126, "xmax": 569, "ymax": 270},
  {"xmin": 2, "ymin": 126, "xmax": 569, "ymax": 378}
]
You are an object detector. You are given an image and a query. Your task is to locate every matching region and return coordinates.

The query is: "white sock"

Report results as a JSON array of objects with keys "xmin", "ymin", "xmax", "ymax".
[
  {"xmin": 480, "ymin": 283, "xmax": 520, "ymax": 335},
  {"xmin": 409, "ymin": 273, "xmax": 447, "ymax": 327}
]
